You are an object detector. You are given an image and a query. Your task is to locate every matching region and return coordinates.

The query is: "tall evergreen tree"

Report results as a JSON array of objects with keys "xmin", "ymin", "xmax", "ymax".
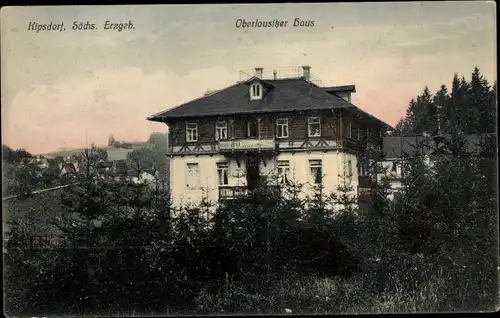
[
  {"xmin": 466, "ymin": 67, "xmax": 491, "ymax": 133},
  {"xmin": 433, "ymin": 85, "xmax": 449, "ymax": 135}
]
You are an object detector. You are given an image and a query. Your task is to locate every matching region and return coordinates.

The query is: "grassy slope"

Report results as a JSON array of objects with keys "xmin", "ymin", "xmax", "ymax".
[{"xmin": 3, "ymin": 189, "xmax": 69, "ymax": 235}]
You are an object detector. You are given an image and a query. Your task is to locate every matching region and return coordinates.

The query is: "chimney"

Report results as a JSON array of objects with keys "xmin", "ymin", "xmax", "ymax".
[
  {"xmin": 302, "ymin": 65, "xmax": 311, "ymax": 82},
  {"xmin": 255, "ymin": 67, "xmax": 263, "ymax": 79}
]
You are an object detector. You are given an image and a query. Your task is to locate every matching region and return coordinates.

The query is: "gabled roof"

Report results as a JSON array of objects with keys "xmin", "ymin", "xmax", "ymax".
[
  {"xmin": 148, "ymin": 78, "xmax": 392, "ymax": 129},
  {"xmin": 61, "ymin": 162, "xmax": 77, "ymax": 174},
  {"xmin": 383, "ymin": 136, "xmax": 427, "ymax": 159}
]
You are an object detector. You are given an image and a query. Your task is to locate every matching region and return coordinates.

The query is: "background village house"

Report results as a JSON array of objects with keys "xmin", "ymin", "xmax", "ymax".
[{"xmin": 378, "ymin": 133, "xmax": 490, "ymax": 200}]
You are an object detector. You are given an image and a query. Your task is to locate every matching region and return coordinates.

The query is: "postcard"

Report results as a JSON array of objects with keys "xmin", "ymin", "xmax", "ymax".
[{"xmin": 1, "ymin": 2, "xmax": 498, "ymax": 316}]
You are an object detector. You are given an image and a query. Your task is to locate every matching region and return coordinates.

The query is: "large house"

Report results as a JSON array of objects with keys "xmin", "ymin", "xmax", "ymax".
[{"xmin": 148, "ymin": 66, "xmax": 392, "ymax": 206}]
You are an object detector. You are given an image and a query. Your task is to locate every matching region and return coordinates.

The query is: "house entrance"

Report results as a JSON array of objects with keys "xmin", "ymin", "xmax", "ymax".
[{"xmin": 246, "ymin": 157, "xmax": 261, "ymax": 191}]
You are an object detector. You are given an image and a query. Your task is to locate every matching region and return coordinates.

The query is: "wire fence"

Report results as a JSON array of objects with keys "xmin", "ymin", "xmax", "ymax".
[{"xmin": 2, "ymin": 183, "xmax": 78, "ymax": 201}]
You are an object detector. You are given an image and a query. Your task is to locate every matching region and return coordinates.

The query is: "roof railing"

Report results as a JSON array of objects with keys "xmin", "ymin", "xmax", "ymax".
[{"xmin": 238, "ymin": 66, "xmax": 323, "ymax": 86}]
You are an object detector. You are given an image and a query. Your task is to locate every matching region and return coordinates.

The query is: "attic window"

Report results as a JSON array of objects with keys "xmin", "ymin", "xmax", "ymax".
[{"xmin": 250, "ymin": 83, "xmax": 262, "ymax": 100}]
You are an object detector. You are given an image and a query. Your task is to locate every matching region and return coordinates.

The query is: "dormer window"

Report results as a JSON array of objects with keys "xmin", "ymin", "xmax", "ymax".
[{"xmin": 250, "ymin": 83, "xmax": 263, "ymax": 100}]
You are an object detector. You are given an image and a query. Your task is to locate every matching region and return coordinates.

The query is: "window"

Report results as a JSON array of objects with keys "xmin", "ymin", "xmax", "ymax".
[
  {"xmin": 309, "ymin": 159, "xmax": 323, "ymax": 184},
  {"xmin": 346, "ymin": 121, "xmax": 352, "ymax": 138},
  {"xmin": 186, "ymin": 122, "xmax": 198, "ymax": 142},
  {"xmin": 250, "ymin": 83, "xmax": 262, "ymax": 100},
  {"xmin": 247, "ymin": 119, "xmax": 259, "ymax": 138},
  {"xmin": 186, "ymin": 163, "xmax": 200, "ymax": 188},
  {"xmin": 357, "ymin": 127, "xmax": 361, "ymax": 140},
  {"xmin": 308, "ymin": 117, "xmax": 321, "ymax": 137},
  {"xmin": 347, "ymin": 160, "xmax": 353, "ymax": 180},
  {"xmin": 215, "ymin": 121, "xmax": 228, "ymax": 140},
  {"xmin": 359, "ymin": 159, "xmax": 369, "ymax": 176},
  {"xmin": 276, "ymin": 118, "xmax": 289, "ymax": 138},
  {"xmin": 217, "ymin": 162, "xmax": 229, "ymax": 185},
  {"xmin": 277, "ymin": 160, "xmax": 290, "ymax": 185}
]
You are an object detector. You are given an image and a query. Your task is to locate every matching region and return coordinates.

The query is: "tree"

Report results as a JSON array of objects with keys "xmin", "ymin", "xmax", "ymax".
[
  {"xmin": 6, "ymin": 163, "xmax": 46, "ymax": 198},
  {"xmin": 40, "ymin": 159, "xmax": 62, "ymax": 187},
  {"xmin": 90, "ymin": 145, "xmax": 108, "ymax": 162},
  {"xmin": 147, "ymin": 132, "xmax": 168, "ymax": 152},
  {"xmin": 108, "ymin": 134, "xmax": 116, "ymax": 147},
  {"xmin": 127, "ymin": 147, "xmax": 156, "ymax": 177},
  {"xmin": 115, "ymin": 159, "xmax": 128, "ymax": 176},
  {"xmin": 3, "ymin": 148, "xmax": 33, "ymax": 164},
  {"xmin": 433, "ymin": 84, "xmax": 449, "ymax": 134}
]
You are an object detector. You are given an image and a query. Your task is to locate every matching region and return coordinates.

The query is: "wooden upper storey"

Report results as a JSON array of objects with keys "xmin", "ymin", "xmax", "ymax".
[
  {"xmin": 167, "ymin": 108, "xmax": 383, "ymax": 151},
  {"xmin": 148, "ymin": 69, "xmax": 392, "ymax": 154}
]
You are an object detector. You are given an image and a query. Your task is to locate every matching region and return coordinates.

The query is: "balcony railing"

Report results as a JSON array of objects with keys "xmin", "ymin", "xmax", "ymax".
[
  {"xmin": 218, "ymin": 186, "xmax": 249, "ymax": 200},
  {"xmin": 218, "ymin": 138, "xmax": 276, "ymax": 152},
  {"xmin": 218, "ymin": 185, "xmax": 282, "ymax": 200}
]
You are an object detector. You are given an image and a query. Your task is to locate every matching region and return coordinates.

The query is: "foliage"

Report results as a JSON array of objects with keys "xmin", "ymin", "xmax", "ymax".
[
  {"xmin": 125, "ymin": 132, "xmax": 169, "ymax": 181},
  {"xmin": 394, "ymin": 68, "xmax": 496, "ymax": 137},
  {"xmin": 2, "ymin": 146, "xmax": 33, "ymax": 164},
  {"xmin": 108, "ymin": 134, "xmax": 133, "ymax": 149},
  {"xmin": 115, "ymin": 159, "xmax": 128, "ymax": 176},
  {"xmin": 147, "ymin": 132, "xmax": 168, "ymax": 152}
]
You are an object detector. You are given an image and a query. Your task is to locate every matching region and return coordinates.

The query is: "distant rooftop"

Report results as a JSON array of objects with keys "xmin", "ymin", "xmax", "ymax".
[{"xmin": 382, "ymin": 134, "xmax": 489, "ymax": 159}]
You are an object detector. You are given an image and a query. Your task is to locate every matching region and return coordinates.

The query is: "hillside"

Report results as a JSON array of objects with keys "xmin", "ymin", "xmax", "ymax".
[{"xmin": 41, "ymin": 142, "xmax": 151, "ymax": 159}]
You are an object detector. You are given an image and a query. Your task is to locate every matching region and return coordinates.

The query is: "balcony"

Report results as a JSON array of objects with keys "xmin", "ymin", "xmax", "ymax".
[
  {"xmin": 218, "ymin": 138, "xmax": 276, "ymax": 152},
  {"xmin": 218, "ymin": 185, "xmax": 282, "ymax": 200},
  {"xmin": 218, "ymin": 186, "xmax": 249, "ymax": 200}
]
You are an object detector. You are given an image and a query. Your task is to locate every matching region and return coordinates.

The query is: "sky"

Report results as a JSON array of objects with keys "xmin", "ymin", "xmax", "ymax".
[{"xmin": 1, "ymin": 2, "xmax": 496, "ymax": 154}]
